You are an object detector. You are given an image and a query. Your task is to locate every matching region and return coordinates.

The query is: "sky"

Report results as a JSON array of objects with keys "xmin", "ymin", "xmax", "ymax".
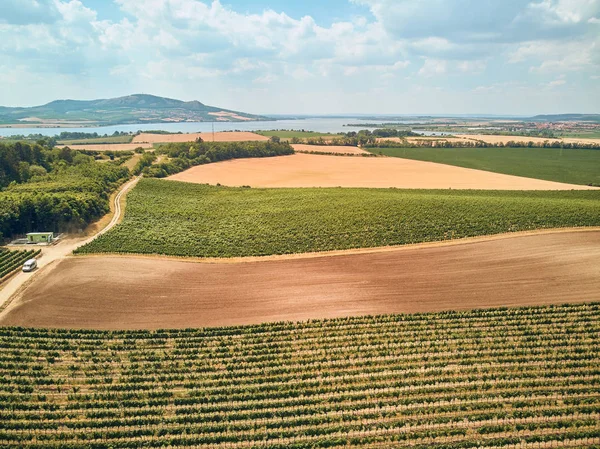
[{"xmin": 0, "ymin": 0, "xmax": 599, "ymax": 115}]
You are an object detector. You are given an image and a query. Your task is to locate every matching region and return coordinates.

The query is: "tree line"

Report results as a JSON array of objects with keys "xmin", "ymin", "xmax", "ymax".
[
  {"xmin": 143, "ymin": 139, "xmax": 294, "ymax": 178},
  {"xmin": 365, "ymin": 138, "xmax": 600, "ymax": 149},
  {"xmin": 0, "ymin": 141, "xmax": 129, "ymax": 241}
]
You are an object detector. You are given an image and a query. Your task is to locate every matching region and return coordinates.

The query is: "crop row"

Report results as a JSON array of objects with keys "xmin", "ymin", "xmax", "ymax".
[
  {"xmin": 0, "ymin": 303, "xmax": 598, "ymax": 448},
  {"xmin": 76, "ymin": 179, "xmax": 600, "ymax": 257},
  {"xmin": 0, "ymin": 249, "xmax": 40, "ymax": 280}
]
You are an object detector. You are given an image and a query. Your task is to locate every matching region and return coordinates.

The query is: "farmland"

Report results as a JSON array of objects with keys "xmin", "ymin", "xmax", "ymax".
[
  {"xmin": 371, "ymin": 146, "xmax": 600, "ymax": 186},
  {"xmin": 166, "ymin": 153, "xmax": 594, "ymax": 189},
  {"xmin": 76, "ymin": 179, "xmax": 600, "ymax": 258},
  {"xmin": 255, "ymin": 130, "xmax": 337, "ymax": 139},
  {"xmin": 133, "ymin": 131, "xmax": 269, "ymax": 144},
  {"xmin": 56, "ymin": 143, "xmax": 152, "ymax": 151},
  {"xmin": 0, "ymin": 303, "xmax": 599, "ymax": 448},
  {"xmin": 0, "ymin": 249, "xmax": 40, "ymax": 280},
  {"xmin": 291, "ymin": 144, "xmax": 369, "ymax": 155},
  {"xmin": 57, "ymin": 135, "xmax": 134, "ymax": 145},
  {"xmin": 5, "ymin": 230, "xmax": 599, "ymax": 329}
]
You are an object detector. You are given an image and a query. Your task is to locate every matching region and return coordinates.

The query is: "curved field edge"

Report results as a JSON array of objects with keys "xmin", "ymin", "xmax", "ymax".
[
  {"xmin": 0, "ymin": 303, "xmax": 599, "ymax": 448},
  {"xmin": 75, "ymin": 179, "xmax": 600, "ymax": 258},
  {"xmin": 369, "ymin": 146, "xmax": 600, "ymax": 186},
  {"xmin": 72, "ymin": 226, "xmax": 600, "ymax": 264}
]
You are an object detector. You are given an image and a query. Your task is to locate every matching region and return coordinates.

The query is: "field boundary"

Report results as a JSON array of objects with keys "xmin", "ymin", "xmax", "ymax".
[
  {"xmin": 0, "ymin": 177, "xmax": 139, "ymax": 313},
  {"xmin": 72, "ymin": 226, "xmax": 600, "ymax": 264}
]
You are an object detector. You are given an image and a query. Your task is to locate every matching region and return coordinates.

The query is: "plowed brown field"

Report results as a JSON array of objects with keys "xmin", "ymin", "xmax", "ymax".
[
  {"xmin": 133, "ymin": 131, "xmax": 269, "ymax": 143},
  {"xmin": 2, "ymin": 230, "xmax": 599, "ymax": 329},
  {"xmin": 167, "ymin": 153, "xmax": 594, "ymax": 189}
]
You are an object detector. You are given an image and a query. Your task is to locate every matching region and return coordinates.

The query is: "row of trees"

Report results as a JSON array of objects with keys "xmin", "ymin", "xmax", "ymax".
[
  {"xmin": 144, "ymin": 140, "xmax": 294, "ymax": 178},
  {"xmin": 365, "ymin": 139, "xmax": 600, "ymax": 149}
]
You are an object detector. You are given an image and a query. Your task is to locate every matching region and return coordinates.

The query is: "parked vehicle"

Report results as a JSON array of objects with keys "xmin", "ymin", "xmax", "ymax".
[{"xmin": 22, "ymin": 259, "xmax": 37, "ymax": 272}]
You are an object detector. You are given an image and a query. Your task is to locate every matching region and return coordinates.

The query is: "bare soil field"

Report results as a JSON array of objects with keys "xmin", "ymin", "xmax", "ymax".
[
  {"xmin": 132, "ymin": 131, "xmax": 269, "ymax": 144},
  {"xmin": 292, "ymin": 144, "xmax": 368, "ymax": 154},
  {"xmin": 56, "ymin": 143, "xmax": 152, "ymax": 151},
  {"xmin": 455, "ymin": 134, "xmax": 600, "ymax": 145},
  {"xmin": 167, "ymin": 153, "xmax": 593, "ymax": 190},
  {"xmin": 2, "ymin": 230, "xmax": 598, "ymax": 329}
]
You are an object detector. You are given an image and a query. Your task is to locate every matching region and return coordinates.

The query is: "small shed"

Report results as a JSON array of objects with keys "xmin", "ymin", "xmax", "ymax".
[{"xmin": 26, "ymin": 232, "xmax": 54, "ymax": 244}]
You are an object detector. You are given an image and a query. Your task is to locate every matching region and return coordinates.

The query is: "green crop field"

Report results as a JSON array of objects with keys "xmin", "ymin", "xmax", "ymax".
[
  {"xmin": 255, "ymin": 130, "xmax": 337, "ymax": 139},
  {"xmin": 58, "ymin": 135, "xmax": 134, "ymax": 145},
  {"xmin": 1, "ymin": 303, "xmax": 599, "ymax": 448},
  {"xmin": 77, "ymin": 179, "xmax": 600, "ymax": 258},
  {"xmin": 370, "ymin": 147, "xmax": 600, "ymax": 186}
]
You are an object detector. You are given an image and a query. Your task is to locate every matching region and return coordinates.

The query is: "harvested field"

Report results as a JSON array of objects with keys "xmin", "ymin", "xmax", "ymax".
[
  {"xmin": 3, "ymin": 230, "xmax": 599, "ymax": 329},
  {"xmin": 56, "ymin": 143, "xmax": 152, "ymax": 151},
  {"xmin": 380, "ymin": 137, "xmax": 468, "ymax": 144},
  {"xmin": 167, "ymin": 153, "xmax": 593, "ymax": 189},
  {"xmin": 292, "ymin": 144, "xmax": 368, "ymax": 154},
  {"xmin": 455, "ymin": 134, "xmax": 600, "ymax": 145},
  {"xmin": 133, "ymin": 131, "xmax": 269, "ymax": 143}
]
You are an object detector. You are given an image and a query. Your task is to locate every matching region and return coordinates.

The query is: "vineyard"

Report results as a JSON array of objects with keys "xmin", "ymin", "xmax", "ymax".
[
  {"xmin": 77, "ymin": 179, "xmax": 600, "ymax": 258},
  {"xmin": 0, "ymin": 249, "xmax": 40, "ymax": 280},
  {"xmin": 0, "ymin": 303, "xmax": 598, "ymax": 448}
]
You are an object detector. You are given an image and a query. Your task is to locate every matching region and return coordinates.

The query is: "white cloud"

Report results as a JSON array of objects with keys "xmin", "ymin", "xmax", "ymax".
[
  {"xmin": 509, "ymin": 38, "xmax": 599, "ymax": 72},
  {"xmin": 54, "ymin": 0, "xmax": 96, "ymax": 23},
  {"xmin": 253, "ymin": 74, "xmax": 278, "ymax": 84},
  {"xmin": 545, "ymin": 79, "xmax": 567, "ymax": 87},
  {"xmin": 418, "ymin": 59, "xmax": 447, "ymax": 77}
]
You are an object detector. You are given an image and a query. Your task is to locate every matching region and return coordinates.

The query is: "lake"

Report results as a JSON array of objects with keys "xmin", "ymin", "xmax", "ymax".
[{"xmin": 0, "ymin": 118, "xmax": 421, "ymax": 137}]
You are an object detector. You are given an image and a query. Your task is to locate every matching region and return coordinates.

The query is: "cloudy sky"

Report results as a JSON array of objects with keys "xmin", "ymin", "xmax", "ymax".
[{"xmin": 1, "ymin": 0, "xmax": 599, "ymax": 115}]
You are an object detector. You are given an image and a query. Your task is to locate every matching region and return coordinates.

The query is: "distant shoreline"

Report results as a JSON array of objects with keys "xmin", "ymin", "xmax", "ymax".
[{"xmin": 0, "ymin": 119, "xmax": 272, "ymax": 129}]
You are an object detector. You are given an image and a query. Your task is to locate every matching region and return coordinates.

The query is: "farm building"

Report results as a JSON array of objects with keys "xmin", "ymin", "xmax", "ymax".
[{"xmin": 26, "ymin": 232, "xmax": 54, "ymax": 244}]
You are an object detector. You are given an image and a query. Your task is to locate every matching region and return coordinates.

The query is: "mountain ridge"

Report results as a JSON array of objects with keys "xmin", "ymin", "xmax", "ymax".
[{"xmin": 0, "ymin": 94, "xmax": 267, "ymax": 125}]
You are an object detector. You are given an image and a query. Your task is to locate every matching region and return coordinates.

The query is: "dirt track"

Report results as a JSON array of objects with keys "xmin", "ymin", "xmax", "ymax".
[
  {"xmin": 2, "ymin": 230, "xmax": 599, "ymax": 330},
  {"xmin": 0, "ymin": 177, "xmax": 139, "ymax": 312},
  {"xmin": 167, "ymin": 153, "xmax": 594, "ymax": 190},
  {"xmin": 133, "ymin": 132, "xmax": 268, "ymax": 143}
]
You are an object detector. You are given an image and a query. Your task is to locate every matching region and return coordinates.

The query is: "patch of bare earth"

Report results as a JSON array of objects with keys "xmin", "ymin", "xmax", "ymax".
[
  {"xmin": 132, "ymin": 132, "xmax": 269, "ymax": 143},
  {"xmin": 166, "ymin": 153, "xmax": 594, "ymax": 190},
  {"xmin": 292, "ymin": 144, "xmax": 369, "ymax": 155},
  {"xmin": 56, "ymin": 143, "xmax": 152, "ymax": 151},
  {"xmin": 2, "ymin": 231, "xmax": 599, "ymax": 329}
]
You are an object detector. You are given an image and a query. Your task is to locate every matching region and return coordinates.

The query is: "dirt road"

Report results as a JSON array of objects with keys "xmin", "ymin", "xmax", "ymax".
[
  {"xmin": 0, "ymin": 177, "xmax": 139, "ymax": 310},
  {"xmin": 2, "ymin": 229, "xmax": 598, "ymax": 329}
]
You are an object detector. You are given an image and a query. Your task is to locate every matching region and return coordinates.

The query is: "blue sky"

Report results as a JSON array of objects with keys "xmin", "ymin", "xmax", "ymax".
[{"xmin": 1, "ymin": 0, "xmax": 599, "ymax": 115}]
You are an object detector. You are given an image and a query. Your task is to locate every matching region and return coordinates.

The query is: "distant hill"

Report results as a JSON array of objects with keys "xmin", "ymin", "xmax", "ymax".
[
  {"xmin": 530, "ymin": 114, "xmax": 600, "ymax": 123},
  {"xmin": 0, "ymin": 94, "xmax": 267, "ymax": 126}
]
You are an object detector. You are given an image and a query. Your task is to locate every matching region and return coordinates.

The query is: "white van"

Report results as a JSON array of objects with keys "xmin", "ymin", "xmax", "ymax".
[{"xmin": 22, "ymin": 259, "xmax": 37, "ymax": 272}]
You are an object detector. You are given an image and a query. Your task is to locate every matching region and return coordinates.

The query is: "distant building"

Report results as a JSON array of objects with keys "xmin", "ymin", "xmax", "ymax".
[{"xmin": 26, "ymin": 232, "xmax": 54, "ymax": 244}]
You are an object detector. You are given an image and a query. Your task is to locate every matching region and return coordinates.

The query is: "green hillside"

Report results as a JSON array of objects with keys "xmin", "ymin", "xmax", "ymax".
[{"xmin": 0, "ymin": 94, "xmax": 267, "ymax": 125}]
